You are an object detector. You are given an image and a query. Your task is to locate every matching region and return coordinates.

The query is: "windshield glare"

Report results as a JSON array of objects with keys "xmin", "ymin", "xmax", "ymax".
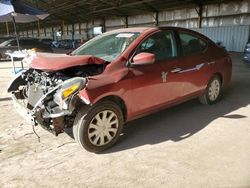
[{"xmin": 72, "ymin": 32, "xmax": 140, "ymax": 62}]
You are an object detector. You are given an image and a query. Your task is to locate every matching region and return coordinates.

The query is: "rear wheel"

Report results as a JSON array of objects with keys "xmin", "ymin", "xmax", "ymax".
[
  {"xmin": 73, "ymin": 101, "xmax": 124, "ymax": 153},
  {"xmin": 199, "ymin": 75, "xmax": 222, "ymax": 105}
]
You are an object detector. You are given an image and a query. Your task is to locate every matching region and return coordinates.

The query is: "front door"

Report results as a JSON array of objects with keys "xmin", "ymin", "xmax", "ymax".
[{"xmin": 128, "ymin": 30, "xmax": 185, "ymax": 117}]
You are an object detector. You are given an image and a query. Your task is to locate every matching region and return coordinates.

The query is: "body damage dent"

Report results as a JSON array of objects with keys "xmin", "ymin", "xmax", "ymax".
[
  {"xmin": 24, "ymin": 53, "xmax": 106, "ymax": 71},
  {"xmin": 86, "ymin": 68, "xmax": 129, "ymax": 89},
  {"xmin": 8, "ymin": 72, "xmax": 90, "ymax": 135}
]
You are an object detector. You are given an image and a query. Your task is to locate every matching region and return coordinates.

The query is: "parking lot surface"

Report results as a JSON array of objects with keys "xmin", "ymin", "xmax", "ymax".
[{"xmin": 0, "ymin": 53, "xmax": 249, "ymax": 188}]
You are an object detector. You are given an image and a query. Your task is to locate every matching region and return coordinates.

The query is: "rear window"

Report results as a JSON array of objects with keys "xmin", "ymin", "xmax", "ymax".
[{"xmin": 179, "ymin": 32, "xmax": 207, "ymax": 56}]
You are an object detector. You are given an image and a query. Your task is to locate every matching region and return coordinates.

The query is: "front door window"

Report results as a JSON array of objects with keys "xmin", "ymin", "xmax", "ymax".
[{"xmin": 136, "ymin": 31, "xmax": 177, "ymax": 61}]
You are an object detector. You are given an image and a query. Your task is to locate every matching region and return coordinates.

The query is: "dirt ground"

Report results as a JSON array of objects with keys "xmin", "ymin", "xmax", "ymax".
[{"xmin": 0, "ymin": 53, "xmax": 250, "ymax": 188}]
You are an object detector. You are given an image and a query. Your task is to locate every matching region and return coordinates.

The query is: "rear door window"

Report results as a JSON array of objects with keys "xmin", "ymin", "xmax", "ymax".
[{"xmin": 179, "ymin": 32, "xmax": 207, "ymax": 56}]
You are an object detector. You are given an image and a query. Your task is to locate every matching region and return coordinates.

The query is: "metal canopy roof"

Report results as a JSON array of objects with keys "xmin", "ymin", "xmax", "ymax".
[
  {"xmin": 22, "ymin": 0, "xmax": 230, "ymax": 24},
  {"xmin": 0, "ymin": 0, "xmax": 239, "ymax": 33}
]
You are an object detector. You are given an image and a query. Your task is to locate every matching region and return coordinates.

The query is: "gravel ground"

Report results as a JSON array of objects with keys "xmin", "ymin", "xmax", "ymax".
[{"xmin": 0, "ymin": 53, "xmax": 249, "ymax": 188}]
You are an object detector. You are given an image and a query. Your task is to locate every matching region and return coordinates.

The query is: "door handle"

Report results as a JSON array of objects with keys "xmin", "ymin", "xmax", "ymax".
[
  {"xmin": 171, "ymin": 67, "xmax": 182, "ymax": 73},
  {"xmin": 207, "ymin": 61, "xmax": 215, "ymax": 65}
]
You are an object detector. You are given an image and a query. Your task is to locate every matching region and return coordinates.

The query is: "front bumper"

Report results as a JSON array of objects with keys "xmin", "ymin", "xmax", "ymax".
[
  {"xmin": 8, "ymin": 71, "xmax": 88, "ymax": 135},
  {"xmin": 11, "ymin": 91, "xmax": 59, "ymax": 134},
  {"xmin": 11, "ymin": 92, "xmax": 37, "ymax": 124},
  {"xmin": 11, "ymin": 90, "xmax": 86, "ymax": 135}
]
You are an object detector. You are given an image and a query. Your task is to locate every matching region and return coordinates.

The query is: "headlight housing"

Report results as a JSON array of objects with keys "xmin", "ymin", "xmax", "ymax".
[
  {"xmin": 54, "ymin": 77, "xmax": 87, "ymax": 109},
  {"xmin": 62, "ymin": 82, "xmax": 81, "ymax": 99}
]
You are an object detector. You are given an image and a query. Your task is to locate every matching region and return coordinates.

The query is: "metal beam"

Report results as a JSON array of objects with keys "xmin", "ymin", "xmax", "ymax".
[{"xmin": 92, "ymin": 0, "xmax": 158, "ymax": 13}]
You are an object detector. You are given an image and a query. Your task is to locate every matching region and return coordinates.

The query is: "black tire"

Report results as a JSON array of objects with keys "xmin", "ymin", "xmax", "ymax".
[
  {"xmin": 199, "ymin": 75, "xmax": 222, "ymax": 105},
  {"xmin": 73, "ymin": 101, "xmax": 124, "ymax": 153},
  {"xmin": 72, "ymin": 105, "xmax": 89, "ymax": 144}
]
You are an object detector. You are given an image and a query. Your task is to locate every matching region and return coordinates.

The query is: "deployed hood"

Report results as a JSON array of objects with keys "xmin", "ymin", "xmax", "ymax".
[{"xmin": 25, "ymin": 53, "xmax": 106, "ymax": 71}]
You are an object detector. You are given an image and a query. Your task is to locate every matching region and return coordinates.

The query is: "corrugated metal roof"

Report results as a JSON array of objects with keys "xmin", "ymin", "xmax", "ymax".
[{"xmin": 0, "ymin": 0, "xmax": 237, "ymax": 32}]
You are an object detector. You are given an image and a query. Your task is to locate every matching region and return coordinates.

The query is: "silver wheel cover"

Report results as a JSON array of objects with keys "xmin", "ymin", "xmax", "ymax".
[
  {"xmin": 208, "ymin": 79, "xmax": 220, "ymax": 101},
  {"xmin": 88, "ymin": 110, "xmax": 119, "ymax": 146}
]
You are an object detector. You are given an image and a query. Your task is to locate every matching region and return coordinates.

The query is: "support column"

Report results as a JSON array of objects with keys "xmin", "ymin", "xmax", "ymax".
[
  {"xmin": 79, "ymin": 23, "xmax": 81, "ymax": 34},
  {"xmin": 101, "ymin": 18, "xmax": 106, "ymax": 33},
  {"xmin": 6, "ymin": 22, "xmax": 9, "ymax": 36},
  {"xmin": 196, "ymin": 5, "xmax": 203, "ymax": 28},
  {"xmin": 37, "ymin": 20, "xmax": 40, "ymax": 38},
  {"xmin": 52, "ymin": 26, "xmax": 54, "ymax": 40},
  {"xmin": 154, "ymin": 12, "xmax": 159, "ymax": 26},
  {"xmin": 62, "ymin": 20, "xmax": 65, "ymax": 39},
  {"xmin": 124, "ymin": 16, "xmax": 128, "ymax": 28},
  {"xmin": 72, "ymin": 23, "xmax": 75, "ymax": 40},
  {"xmin": 86, "ymin": 21, "xmax": 89, "ymax": 39},
  {"xmin": 44, "ymin": 27, "xmax": 46, "ymax": 37}
]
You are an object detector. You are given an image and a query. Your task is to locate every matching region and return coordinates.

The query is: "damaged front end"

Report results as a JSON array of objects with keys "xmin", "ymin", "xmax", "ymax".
[{"xmin": 8, "ymin": 69, "xmax": 88, "ymax": 135}]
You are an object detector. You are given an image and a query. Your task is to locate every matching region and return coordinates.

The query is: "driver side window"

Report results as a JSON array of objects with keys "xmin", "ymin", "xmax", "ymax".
[{"xmin": 136, "ymin": 31, "xmax": 177, "ymax": 61}]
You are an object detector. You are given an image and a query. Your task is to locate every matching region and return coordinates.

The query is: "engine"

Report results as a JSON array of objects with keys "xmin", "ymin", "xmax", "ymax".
[
  {"xmin": 8, "ymin": 58, "xmax": 104, "ymax": 136},
  {"xmin": 22, "ymin": 70, "xmax": 68, "ymax": 108}
]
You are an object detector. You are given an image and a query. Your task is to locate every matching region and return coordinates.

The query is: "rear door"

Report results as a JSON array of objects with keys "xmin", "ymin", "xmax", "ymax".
[{"xmin": 177, "ymin": 31, "xmax": 213, "ymax": 96}]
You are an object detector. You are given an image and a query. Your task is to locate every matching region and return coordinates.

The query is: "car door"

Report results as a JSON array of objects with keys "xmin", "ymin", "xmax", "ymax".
[
  {"xmin": 127, "ymin": 31, "xmax": 185, "ymax": 117},
  {"xmin": 177, "ymin": 31, "xmax": 213, "ymax": 96}
]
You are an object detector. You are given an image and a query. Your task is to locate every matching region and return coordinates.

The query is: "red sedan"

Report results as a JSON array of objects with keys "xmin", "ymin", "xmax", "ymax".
[{"xmin": 8, "ymin": 27, "xmax": 232, "ymax": 152}]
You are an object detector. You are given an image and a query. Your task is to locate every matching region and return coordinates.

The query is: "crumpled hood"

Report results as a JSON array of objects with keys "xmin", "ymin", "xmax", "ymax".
[{"xmin": 26, "ymin": 53, "xmax": 106, "ymax": 71}]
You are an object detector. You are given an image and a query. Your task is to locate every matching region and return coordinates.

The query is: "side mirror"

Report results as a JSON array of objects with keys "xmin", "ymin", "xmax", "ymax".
[{"xmin": 132, "ymin": 52, "xmax": 155, "ymax": 65}]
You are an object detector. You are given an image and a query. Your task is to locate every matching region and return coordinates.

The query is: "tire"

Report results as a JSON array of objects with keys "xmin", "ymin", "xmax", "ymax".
[
  {"xmin": 199, "ymin": 75, "xmax": 222, "ymax": 105},
  {"xmin": 73, "ymin": 101, "xmax": 124, "ymax": 153},
  {"xmin": 72, "ymin": 105, "xmax": 89, "ymax": 144}
]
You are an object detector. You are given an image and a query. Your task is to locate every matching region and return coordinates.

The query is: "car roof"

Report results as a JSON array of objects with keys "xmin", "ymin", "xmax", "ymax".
[
  {"xmin": 104, "ymin": 26, "xmax": 204, "ymax": 35},
  {"xmin": 103, "ymin": 26, "xmax": 211, "ymax": 42}
]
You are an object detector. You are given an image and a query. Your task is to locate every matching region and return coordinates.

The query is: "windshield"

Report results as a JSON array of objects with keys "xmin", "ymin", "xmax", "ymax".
[{"xmin": 72, "ymin": 32, "xmax": 140, "ymax": 62}]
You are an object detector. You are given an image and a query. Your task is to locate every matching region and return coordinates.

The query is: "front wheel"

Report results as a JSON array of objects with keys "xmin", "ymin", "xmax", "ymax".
[
  {"xmin": 73, "ymin": 101, "xmax": 124, "ymax": 153},
  {"xmin": 199, "ymin": 75, "xmax": 222, "ymax": 105}
]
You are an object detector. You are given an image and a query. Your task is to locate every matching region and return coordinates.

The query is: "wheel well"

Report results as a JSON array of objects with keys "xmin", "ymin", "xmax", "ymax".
[
  {"xmin": 98, "ymin": 96, "xmax": 127, "ymax": 122},
  {"xmin": 214, "ymin": 72, "xmax": 223, "ymax": 85}
]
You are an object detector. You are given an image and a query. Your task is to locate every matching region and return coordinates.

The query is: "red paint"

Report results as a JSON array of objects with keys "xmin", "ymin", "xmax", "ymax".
[
  {"xmin": 28, "ymin": 53, "xmax": 105, "ymax": 71},
  {"xmin": 133, "ymin": 52, "xmax": 155, "ymax": 65},
  {"xmin": 30, "ymin": 27, "xmax": 232, "ymax": 122}
]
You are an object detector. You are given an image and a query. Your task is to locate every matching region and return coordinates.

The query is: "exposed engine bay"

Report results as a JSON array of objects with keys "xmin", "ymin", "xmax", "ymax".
[{"xmin": 8, "ymin": 62, "xmax": 107, "ymax": 136}]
